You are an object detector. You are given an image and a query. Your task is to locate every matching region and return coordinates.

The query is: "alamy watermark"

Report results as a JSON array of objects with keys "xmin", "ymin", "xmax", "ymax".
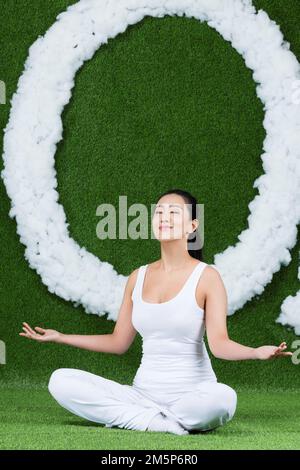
[
  {"xmin": 0, "ymin": 340, "xmax": 6, "ymax": 364},
  {"xmin": 0, "ymin": 80, "xmax": 6, "ymax": 104},
  {"xmin": 291, "ymin": 339, "xmax": 300, "ymax": 365},
  {"xmin": 96, "ymin": 197, "xmax": 204, "ymax": 251}
]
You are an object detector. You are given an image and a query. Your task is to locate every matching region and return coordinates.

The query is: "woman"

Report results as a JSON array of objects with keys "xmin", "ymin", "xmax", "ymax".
[{"xmin": 19, "ymin": 188, "xmax": 293, "ymax": 435}]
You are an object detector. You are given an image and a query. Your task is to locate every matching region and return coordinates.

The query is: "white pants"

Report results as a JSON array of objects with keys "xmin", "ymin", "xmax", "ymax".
[{"xmin": 48, "ymin": 368, "xmax": 237, "ymax": 432}]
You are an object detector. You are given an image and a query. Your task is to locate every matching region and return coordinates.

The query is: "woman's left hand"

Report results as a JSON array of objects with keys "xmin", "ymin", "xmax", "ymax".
[{"xmin": 254, "ymin": 342, "xmax": 293, "ymax": 360}]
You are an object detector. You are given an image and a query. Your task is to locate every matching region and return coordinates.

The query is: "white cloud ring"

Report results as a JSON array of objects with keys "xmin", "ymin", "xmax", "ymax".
[{"xmin": 1, "ymin": 0, "xmax": 300, "ymax": 332}]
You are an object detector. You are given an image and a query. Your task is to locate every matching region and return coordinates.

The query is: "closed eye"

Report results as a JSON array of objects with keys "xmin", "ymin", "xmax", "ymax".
[{"xmin": 155, "ymin": 210, "xmax": 179, "ymax": 214}]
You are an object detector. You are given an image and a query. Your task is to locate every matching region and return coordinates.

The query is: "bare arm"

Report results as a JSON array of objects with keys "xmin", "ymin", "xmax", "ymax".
[
  {"xmin": 58, "ymin": 269, "xmax": 138, "ymax": 354},
  {"xmin": 201, "ymin": 266, "xmax": 293, "ymax": 361},
  {"xmin": 109, "ymin": 268, "xmax": 139, "ymax": 354},
  {"xmin": 20, "ymin": 268, "xmax": 139, "ymax": 355},
  {"xmin": 56, "ymin": 332, "xmax": 120, "ymax": 354}
]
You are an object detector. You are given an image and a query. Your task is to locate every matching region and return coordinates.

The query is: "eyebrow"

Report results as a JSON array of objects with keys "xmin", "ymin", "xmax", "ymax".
[{"xmin": 155, "ymin": 204, "xmax": 182, "ymax": 208}]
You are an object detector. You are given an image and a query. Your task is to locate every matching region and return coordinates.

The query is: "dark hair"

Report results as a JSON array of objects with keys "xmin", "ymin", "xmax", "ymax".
[{"xmin": 155, "ymin": 188, "xmax": 203, "ymax": 261}]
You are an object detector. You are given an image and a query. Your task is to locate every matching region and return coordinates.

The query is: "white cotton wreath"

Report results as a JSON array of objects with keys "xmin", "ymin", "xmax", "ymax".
[{"xmin": 1, "ymin": 0, "xmax": 300, "ymax": 332}]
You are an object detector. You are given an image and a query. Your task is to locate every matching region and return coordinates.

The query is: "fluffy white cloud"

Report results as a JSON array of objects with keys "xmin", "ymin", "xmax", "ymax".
[{"xmin": 1, "ymin": 0, "xmax": 300, "ymax": 332}]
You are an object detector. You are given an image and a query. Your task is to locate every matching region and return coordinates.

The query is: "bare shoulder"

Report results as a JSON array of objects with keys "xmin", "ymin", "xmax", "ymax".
[
  {"xmin": 197, "ymin": 264, "xmax": 224, "ymax": 298},
  {"xmin": 203, "ymin": 264, "xmax": 223, "ymax": 282}
]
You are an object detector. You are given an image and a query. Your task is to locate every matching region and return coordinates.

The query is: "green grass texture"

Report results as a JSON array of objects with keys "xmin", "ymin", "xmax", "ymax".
[
  {"xmin": 1, "ymin": 0, "xmax": 300, "ymax": 397},
  {"xmin": 0, "ymin": 388, "xmax": 299, "ymax": 450}
]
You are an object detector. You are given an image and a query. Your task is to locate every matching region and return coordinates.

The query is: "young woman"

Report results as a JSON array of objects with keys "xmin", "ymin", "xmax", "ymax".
[{"xmin": 20, "ymin": 188, "xmax": 292, "ymax": 435}]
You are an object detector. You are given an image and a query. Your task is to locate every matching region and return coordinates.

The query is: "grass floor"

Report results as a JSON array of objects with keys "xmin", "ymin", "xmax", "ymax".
[
  {"xmin": 0, "ymin": 387, "xmax": 299, "ymax": 450},
  {"xmin": 1, "ymin": 0, "xmax": 300, "ymax": 388},
  {"xmin": 1, "ymin": 0, "xmax": 300, "ymax": 451}
]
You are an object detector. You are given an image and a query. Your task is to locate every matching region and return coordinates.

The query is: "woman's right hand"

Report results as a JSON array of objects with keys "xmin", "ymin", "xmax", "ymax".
[{"xmin": 19, "ymin": 322, "xmax": 62, "ymax": 343}]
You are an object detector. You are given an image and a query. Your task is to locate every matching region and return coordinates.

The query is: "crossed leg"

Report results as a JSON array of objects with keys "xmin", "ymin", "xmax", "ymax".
[
  {"xmin": 48, "ymin": 369, "xmax": 237, "ymax": 434},
  {"xmin": 48, "ymin": 368, "xmax": 176, "ymax": 432},
  {"xmin": 164, "ymin": 381, "xmax": 238, "ymax": 432}
]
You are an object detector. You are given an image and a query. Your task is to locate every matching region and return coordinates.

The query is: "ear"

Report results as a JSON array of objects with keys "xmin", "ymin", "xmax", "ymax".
[{"xmin": 193, "ymin": 219, "xmax": 199, "ymax": 231}]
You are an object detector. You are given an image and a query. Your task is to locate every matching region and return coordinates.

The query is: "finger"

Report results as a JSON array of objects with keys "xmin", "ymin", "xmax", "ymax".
[
  {"xmin": 34, "ymin": 327, "xmax": 45, "ymax": 334},
  {"xmin": 19, "ymin": 332, "xmax": 32, "ymax": 339},
  {"xmin": 274, "ymin": 350, "xmax": 292, "ymax": 357},
  {"xmin": 22, "ymin": 329, "xmax": 43, "ymax": 341},
  {"xmin": 23, "ymin": 322, "xmax": 36, "ymax": 335},
  {"xmin": 22, "ymin": 326, "xmax": 32, "ymax": 335},
  {"xmin": 22, "ymin": 326, "xmax": 33, "ymax": 334},
  {"xmin": 22, "ymin": 326, "xmax": 38, "ymax": 339}
]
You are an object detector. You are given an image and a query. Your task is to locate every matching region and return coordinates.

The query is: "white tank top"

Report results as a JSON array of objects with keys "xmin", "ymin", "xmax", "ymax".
[{"xmin": 131, "ymin": 261, "xmax": 218, "ymax": 404}]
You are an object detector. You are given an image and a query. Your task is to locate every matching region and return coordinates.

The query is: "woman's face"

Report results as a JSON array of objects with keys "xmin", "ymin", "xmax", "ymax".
[{"xmin": 152, "ymin": 194, "xmax": 196, "ymax": 242}]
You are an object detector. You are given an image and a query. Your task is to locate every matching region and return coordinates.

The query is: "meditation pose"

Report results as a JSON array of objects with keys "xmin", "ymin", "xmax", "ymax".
[{"xmin": 20, "ymin": 188, "xmax": 292, "ymax": 435}]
